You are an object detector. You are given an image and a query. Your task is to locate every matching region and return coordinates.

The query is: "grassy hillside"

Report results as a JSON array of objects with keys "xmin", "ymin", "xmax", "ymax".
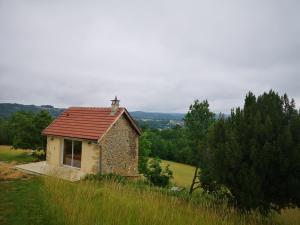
[
  {"xmin": 1, "ymin": 146, "xmax": 300, "ymax": 225},
  {"xmin": 1, "ymin": 176, "xmax": 299, "ymax": 225},
  {"xmin": 161, "ymin": 159, "xmax": 195, "ymax": 188},
  {"xmin": 43, "ymin": 177, "xmax": 295, "ymax": 225}
]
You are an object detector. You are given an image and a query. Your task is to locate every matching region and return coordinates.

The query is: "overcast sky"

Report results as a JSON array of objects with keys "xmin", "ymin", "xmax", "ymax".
[{"xmin": 0, "ymin": 1, "xmax": 300, "ymax": 113}]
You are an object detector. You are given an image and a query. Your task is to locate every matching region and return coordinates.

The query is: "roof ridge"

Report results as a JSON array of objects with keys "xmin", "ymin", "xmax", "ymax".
[{"xmin": 68, "ymin": 106, "xmax": 125, "ymax": 110}]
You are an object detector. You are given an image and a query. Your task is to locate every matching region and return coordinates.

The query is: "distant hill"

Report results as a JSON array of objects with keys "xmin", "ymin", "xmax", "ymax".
[
  {"xmin": 0, "ymin": 103, "xmax": 229, "ymax": 129},
  {"xmin": 130, "ymin": 111, "xmax": 185, "ymax": 129},
  {"xmin": 0, "ymin": 103, "xmax": 185, "ymax": 129},
  {"xmin": 0, "ymin": 103, "xmax": 65, "ymax": 118},
  {"xmin": 130, "ymin": 111, "xmax": 184, "ymax": 121}
]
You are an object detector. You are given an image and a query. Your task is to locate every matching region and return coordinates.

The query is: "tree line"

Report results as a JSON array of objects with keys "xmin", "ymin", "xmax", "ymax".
[
  {"xmin": 0, "ymin": 110, "xmax": 53, "ymax": 149},
  {"xmin": 139, "ymin": 126, "xmax": 194, "ymax": 165}
]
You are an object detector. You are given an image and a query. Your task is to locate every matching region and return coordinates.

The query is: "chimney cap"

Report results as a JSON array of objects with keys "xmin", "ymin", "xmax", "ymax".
[
  {"xmin": 111, "ymin": 96, "xmax": 120, "ymax": 104},
  {"xmin": 110, "ymin": 96, "xmax": 120, "ymax": 115}
]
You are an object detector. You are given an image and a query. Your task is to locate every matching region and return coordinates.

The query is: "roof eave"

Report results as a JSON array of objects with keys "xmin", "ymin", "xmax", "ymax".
[
  {"xmin": 97, "ymin": 108, "xmax": 142, "ymax": 143},
  {"xmin": 42, "ymin": 133, "xmax": 98, "ymax": 142},
  {"xmin": 123, "ymin": 108, "xmax": 142, "ymax": 135}
]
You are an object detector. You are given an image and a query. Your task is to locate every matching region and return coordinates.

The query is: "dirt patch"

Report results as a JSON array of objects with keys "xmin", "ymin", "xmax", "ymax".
[{"xmin": 0, "ymin": 161, "xmax": 31, "ymax": 181}]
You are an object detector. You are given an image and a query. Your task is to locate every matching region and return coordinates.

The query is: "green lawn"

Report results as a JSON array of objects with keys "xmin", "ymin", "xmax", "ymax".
[
  {"xmin": 0, "ymin": 178, "xmax": 50, "ymax": 225},
  {"xmin": 161, "ymin": 159, "xmax": 195, "ymax": 188},
  {"xmin": 0, "ymin": 145, "xmax": 36, "ymax": 163}
]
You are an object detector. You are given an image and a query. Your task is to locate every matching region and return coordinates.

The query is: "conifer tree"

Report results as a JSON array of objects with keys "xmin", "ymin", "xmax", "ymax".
[{"xmin": 204, "ymin": 90, "xmax": 300, "ymax": 213}]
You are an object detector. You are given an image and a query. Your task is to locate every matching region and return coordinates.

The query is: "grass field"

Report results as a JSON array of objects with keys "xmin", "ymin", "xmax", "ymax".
[
  {"xmin": 0, "ymin": 145, "xmax": 195, "ymax": 187},
  {"xmin": 0, "ymin": 178, "xmax": 49, "ymax": 225},
  {"xmin": 1, "ymin": 145, "xmax": 300, "ymax": 225},
  {"xmin": 0, "ymin": 145, "xmax": 36, "ymax": 163},
  {"xmin": 1, "ymin": 176, "xmax": 299, "ymax": 225},
  {"xmin": 161, "ymin": 159, "xmax": 195, "ymax": 188}
]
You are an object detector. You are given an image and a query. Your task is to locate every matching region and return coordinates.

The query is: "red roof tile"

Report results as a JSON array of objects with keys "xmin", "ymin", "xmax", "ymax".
[{"xmin": 42, "ymin": 107, "xmax": 141, "ymax": 141}]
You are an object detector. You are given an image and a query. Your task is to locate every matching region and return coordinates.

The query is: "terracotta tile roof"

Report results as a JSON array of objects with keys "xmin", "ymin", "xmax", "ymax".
[{"xmin": 42, "ymin": 107, "xmax": 140, "ymax": 141}]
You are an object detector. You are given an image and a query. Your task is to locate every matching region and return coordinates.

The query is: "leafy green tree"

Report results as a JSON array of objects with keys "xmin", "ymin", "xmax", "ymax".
[
  {"xmin": 33, "ymin": 110, "xmax": 53, "ymax": 148},
  {"xmin": 8, "ymin": 110, "xmax": 52, "ymax": 149},
  {"xmin": 9, "ymin": 111, "xmax": 35, "ymax": 149},
  {"xmin": 148, "ymin": 130, "xmax": 168, "ymax": 159},
  {"xmin": 144, "ymin": 126, "xmax": 193, "ymax": 165},
  {"xmin": 0, "ymin": 118, "xmax": 11, "ymax": 145},
  {"xmin": 184, "ymin": 100, "xmax": 215, "ymax": 166},
  {"xmin": 139, "ymin": 131, "xmax": 152, "ymax": 174},
  {"xmin": 184, "ymin": 100, "xmax": 215, "ymax": 193},
  {"xmin": 205, "ymin": 90, "xmax": 300, "ymax": 213}
]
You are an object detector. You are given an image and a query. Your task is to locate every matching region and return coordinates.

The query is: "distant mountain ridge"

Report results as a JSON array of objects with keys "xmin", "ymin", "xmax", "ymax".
[
  {"xmin": 0, "ymin": 103, "xmax": 185, "ymax": 119},
  {"xmin": 130, "ymin": 111, "xmax": 185, "ymax": 121},
  {"xmin": 0, "ymin": 103, "xmax": 185, "ymax": 129},
  {"xmin": 0, "ymin": 103, "xmax": 65, "ymax": 118},
  {"xmin": 0, "ymin": 103, "xmax": 228, "ymax": 129}
]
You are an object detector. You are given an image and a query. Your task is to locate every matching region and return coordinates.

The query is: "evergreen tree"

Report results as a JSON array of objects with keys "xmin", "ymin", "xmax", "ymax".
[{"xmin": 205, "ymin": 90, "xmax": 300, "ymax": 213}]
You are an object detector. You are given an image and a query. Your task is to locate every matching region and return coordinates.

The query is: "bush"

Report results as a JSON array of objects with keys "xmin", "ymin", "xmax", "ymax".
[
  {"xmin": 144, "ymin": 158, "xmax": 173, "ymax": 187},
  {"xmin": 32, "ymin": 149, "xmax": 46, "ymax": 161}
]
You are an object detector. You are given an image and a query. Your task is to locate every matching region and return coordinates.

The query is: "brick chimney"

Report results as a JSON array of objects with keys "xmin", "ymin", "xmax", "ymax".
[{"xmin": 110, "ymin": 96, "xmax": 120, "ymax": 115}]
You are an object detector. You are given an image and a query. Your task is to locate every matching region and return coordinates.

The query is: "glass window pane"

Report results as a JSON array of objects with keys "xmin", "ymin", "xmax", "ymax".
[
  {"xmin": 72, "ymin": 140, "xmax": 82, "ymax": 168},
  {"xmin": 63, "ymin": 139, "xmax": 72, "ymax": 166}
]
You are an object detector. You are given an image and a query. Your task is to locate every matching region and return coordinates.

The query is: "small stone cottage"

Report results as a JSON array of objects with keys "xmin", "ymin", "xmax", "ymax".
[{"xmin": 41, "ymin": 97, "xmax": 141, "ymax": 177}]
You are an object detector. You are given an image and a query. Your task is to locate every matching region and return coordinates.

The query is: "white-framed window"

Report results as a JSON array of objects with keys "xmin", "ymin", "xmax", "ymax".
[{"xmin": 63, "ymin": 139, "xmax": 82, "ymax": 168}]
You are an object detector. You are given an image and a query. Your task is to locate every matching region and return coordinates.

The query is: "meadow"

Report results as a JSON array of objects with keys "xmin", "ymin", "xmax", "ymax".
[
  {"xmin": 160, "ymin": 159, "xmax": 195, "ymax": 188},
  {"xmin": 0, "ymin": 145, "xmax": 299, "ymax": 225},
  {"xmin": 0, "ymin": 145, "xmax": 36, "ymax": 163}
]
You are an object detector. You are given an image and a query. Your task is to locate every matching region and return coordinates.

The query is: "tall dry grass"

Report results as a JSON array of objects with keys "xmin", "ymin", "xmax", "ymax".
[
  {"xmin": 0, "ymin": 162, "xmax": 30, "ymax": 181},
  {"xmin": 41, "ymin": 177, "xmax": 300, "ymax": 225}
]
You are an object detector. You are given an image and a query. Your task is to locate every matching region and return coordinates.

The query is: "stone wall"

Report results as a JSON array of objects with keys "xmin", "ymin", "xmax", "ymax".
[{"xmin": 100, "ymin": 114, "xmax": 139, "ymax": 176}]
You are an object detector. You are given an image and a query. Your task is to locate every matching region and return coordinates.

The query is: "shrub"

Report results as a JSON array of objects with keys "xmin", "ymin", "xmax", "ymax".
[
  {"xmin": 32, "ymin": 149, "xmax": 46, "ymax": 161},
  {"xmin": 144, "ymin": 158, "xmax": 173, "ymax": 187},
  {"xmin": 84, "ymin": 173, "xmax": 128, "ymax": 184}
]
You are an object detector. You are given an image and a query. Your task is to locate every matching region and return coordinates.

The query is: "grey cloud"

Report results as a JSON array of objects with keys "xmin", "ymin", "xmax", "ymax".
[{"xmin": 0, "ymin": 0, "xmax": 300, "ymax": 113}]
